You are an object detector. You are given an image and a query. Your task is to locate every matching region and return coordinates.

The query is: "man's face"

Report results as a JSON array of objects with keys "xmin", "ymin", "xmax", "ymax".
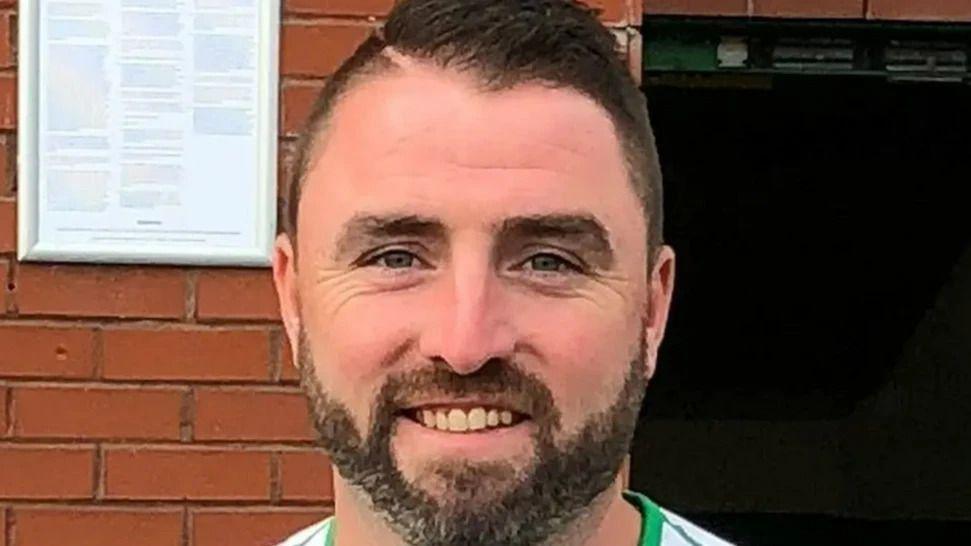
[{"xmin": 274, "ymin": 63, "xmax": 674, "ymax": 545}]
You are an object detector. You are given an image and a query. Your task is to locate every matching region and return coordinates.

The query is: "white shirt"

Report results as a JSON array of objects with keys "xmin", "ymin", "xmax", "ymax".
[{"xmin": 276, "ymin": 491, "xmax": 734, "ymax": 546}]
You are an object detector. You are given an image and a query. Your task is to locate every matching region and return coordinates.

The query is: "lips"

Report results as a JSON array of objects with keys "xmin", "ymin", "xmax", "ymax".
[
  {"xmin": 398, "ymin": 401, "xmax": 530, "ymax": 433},
  {"xmin": 412, "ymin": 406, "xmax": 530, "ymax": 432}
]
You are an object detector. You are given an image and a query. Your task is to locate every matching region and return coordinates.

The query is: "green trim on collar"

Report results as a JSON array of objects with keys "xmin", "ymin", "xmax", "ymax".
[
  {"xmin": 623, "ymin": 490, "xmax": 664, "ymax": 546},
  {"xmin": 323, "ymin": 519, "xmax": 335, "ymax": 546},
  {"xmin": 321, "ymin": 492, "xmax": 661, "ymax": 546}
]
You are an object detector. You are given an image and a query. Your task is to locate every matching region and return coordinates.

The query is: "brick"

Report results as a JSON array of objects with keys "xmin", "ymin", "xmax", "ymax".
[
  {"xmin": 102, "ymin": 327, "xmax": 272, "ymax": 382},
  {"xmin": 14, "ymin": 508, "xmax": 183, "ymax": 546},
  {"xmin": 285, "ymin": 0, "xmax": 394, "ymax": 17},
  {"xmin": 279, "ymin": 450, "xmax": 334, "ymax": 501},
  {"xmin": 0, "ymin": 14, "xmax": 11, "ymax": 68},
  {"xmin": 193, "ymin": 509, "xmax": 330, "ymax": 546},
  {"xmin": 867, "ymin": 0, "xmax": 971, "ymax": 22},
  {"xmin": 582, "ymin": 0, "xmax": 630, "ymax": 24},
  {"xmin": 194, "ymin": 389, "xmax": 315, "ymax": 442},
  {"xmin": 13, "ymin": 265, "xmax": 186, "ymax": 319},
  {"xmin": 0, "ymin": 75, "xmax": 13, "ymax": 130},
  {"xmin": 281, "ymin": 82, "xmax": 322, "ymax": 136},
  {"xmin": 629, "ymin": 0, "xmax": 644, "ymax": 26},
  {"xmin": 104, "ymin": 447, "xmax": 271, "ymax": 500},
  {"xmin": 281, "ymin": 22, "xmax": 372, "ymax": 78},
  {"xmin": 196, "ymin": 269, "xmax": 281, "ymax": 321},
  {"xmin": 754, "ymin": 0, "xmax": 863, "ymax": 18},
  {"xmin": 0, "ymin": 325, "xmax": 97, "ymax": 378},
  {"xmin": 12, "ymin": 386, "xmax": 182, "ymax": 440},
  {"xmin": 643, "ymin": 0, "xmax": 747, "ymax": 16},
  {"xmin": 0, "ymin": 198, "xmax": 13, "ymax": 252},
  {"xmin": 0, "ymin": 445, "xmax": 94, "ymax": 498}
]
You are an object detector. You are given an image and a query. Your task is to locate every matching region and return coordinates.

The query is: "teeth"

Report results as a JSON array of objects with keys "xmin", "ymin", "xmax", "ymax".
[
  {"xmin": 447, "ymin": 409, "xmax": 469, "ymax": 431},
  {"xmin": 415, "ymin": 407, "xmax": 520, "ymax": 432},
  {"xmin": 467, "ymin": 407, "xmax": 486, "ymax": 430}
]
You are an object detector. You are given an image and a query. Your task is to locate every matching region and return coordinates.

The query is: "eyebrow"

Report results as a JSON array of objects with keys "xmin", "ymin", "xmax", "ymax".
[
  {"xmin": 331, "ymin": 212, "xmax": 615, "ymax": 268},
  {"xmin": 332, "ymin": 213, "xmax": 447, "ymax": 261},
  {"xmin": 498, "ymin": 214, "xmax": 615, "ymax": 269}
]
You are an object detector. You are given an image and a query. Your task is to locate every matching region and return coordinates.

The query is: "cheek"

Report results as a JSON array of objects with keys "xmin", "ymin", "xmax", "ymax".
[
  {"xmin": 513, "ymin": 299, "xmax": 639, "ymax": 428},
  {"xmin": 301, "ymin": 291, "xmax": 418, "ymax": 419}
]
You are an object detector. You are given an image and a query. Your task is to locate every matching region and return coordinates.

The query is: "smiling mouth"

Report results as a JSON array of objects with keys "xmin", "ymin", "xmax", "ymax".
[{"xmin": 400, "ymin": 406, "xmax": 529, "ymax": 433}]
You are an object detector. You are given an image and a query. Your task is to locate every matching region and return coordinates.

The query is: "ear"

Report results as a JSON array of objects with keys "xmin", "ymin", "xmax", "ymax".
[
  {"xmin": 272, "ymin": 232, "xmax": 302, "ymax": 369},
  {"xmin": 643, "ymin": 245, "xmax": 675, "ymax": 380}
]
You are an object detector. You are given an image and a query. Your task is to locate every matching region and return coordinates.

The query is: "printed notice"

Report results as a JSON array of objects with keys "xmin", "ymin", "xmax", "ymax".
[{"xmin": 32, "ymin": 0, "xmax": 275, "ymax": 262}]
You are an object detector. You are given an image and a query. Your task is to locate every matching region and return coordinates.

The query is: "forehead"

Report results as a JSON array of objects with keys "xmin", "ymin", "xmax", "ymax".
[{"xmin": 299, "ymin": 62, "xmax": 643, "ymax": 252}]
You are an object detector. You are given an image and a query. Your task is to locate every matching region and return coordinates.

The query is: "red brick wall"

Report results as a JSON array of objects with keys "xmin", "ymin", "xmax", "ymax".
[{"xmin": 0, "ymin": 2, "xmax": 643, "ymax": 544}]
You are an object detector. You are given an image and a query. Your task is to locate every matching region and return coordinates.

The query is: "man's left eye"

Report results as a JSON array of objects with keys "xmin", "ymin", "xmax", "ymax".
[
  {"xmin": 368, "ymin": 250, "xmax": 419, "ymax": 269},
  {"xmin": 524, "ymin": 253, "xmax": 580, "ymax": 273}
]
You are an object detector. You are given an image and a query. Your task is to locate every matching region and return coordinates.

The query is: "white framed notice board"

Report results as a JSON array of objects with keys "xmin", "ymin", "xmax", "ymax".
[{"xmin": 18, "ymin": 0, "xmax": 280, "ymax": 266}]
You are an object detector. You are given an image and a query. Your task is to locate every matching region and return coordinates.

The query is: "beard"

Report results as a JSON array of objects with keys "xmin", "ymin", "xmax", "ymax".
[{"xmin": 297, "ymin": 329, "xmax": 647, "ymax": 546}]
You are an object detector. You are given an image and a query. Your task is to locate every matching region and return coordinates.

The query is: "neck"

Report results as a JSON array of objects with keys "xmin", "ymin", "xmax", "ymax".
[
  {"xmin": 330, "ymin": 469, "xmax": 641, "ymax": 546},
  {"xmin": 540, "ymin": 474, "xmax": 642, "ymax": 546},
  {"xmin": 331, "ymin": 474, "xmax": 407, "ymax": 546}
]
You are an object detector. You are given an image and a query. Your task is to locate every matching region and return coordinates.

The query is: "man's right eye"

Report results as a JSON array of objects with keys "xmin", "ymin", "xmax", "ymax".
[{"xmin": 366, "ymin": 250, "xmax": 419, "ymax": 269}]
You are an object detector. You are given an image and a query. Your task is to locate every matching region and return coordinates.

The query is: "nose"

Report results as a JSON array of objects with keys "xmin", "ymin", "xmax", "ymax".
[{"xmin": 417, "ymin": 259, "xmax": 516, "ymax": 375}]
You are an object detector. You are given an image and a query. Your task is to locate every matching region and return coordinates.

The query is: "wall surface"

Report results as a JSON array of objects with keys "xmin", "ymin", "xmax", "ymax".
[
  {"xmin": 0, "ymin": 1, "xmax": 643, "ymax": 545},
  {"xmin": 2, "ymin": 0, "xmax": 968, "ymax": 544},
  {"xmin": 644, "ymin": 0, "xmax": 971, "ymax": 20}
]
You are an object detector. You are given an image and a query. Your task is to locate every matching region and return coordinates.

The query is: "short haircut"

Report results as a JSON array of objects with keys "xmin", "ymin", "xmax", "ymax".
[{"xmin": 284, "ymin": 0, "xmax": 664, "ymax": 260}]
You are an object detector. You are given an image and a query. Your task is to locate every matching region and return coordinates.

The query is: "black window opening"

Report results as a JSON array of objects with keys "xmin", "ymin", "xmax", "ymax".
[{"xmin": 631, "ymin": 18, "xmax": 971, "ymax": 546}]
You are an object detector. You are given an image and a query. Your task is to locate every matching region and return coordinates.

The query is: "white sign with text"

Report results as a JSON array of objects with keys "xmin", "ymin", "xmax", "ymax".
[{"xmin": 19, "ymin": 0, "xmax": 279, "ymax": 265}]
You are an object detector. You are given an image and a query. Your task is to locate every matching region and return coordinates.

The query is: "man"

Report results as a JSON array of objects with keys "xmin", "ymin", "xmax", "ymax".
[{"xmin": 272, "ymin": 1, "xmax": 732, "ymax": 545}]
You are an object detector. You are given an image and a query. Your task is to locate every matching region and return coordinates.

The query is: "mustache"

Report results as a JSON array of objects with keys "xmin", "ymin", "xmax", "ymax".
[{"xmin": 373, "ymin": 358, "xmax": 561, "ymax": 430}]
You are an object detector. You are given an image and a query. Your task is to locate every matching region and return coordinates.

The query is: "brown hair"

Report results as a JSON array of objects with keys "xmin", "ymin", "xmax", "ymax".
[{"xmin": 284, "ymin": 0, "xmax": 663, "ymax": 258}]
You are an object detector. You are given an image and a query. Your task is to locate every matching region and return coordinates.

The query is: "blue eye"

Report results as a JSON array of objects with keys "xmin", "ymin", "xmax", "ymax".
[
  {"xmin": 526, "ymin": 254, "xmax": 577, "ymax": 273},
  {"xmin": 374, "ymin": 250, "xmax": 418, "ymax": 269},
  {"xmin": 376, "ymin": 250, "xmax": 415, "ymax": 269}
]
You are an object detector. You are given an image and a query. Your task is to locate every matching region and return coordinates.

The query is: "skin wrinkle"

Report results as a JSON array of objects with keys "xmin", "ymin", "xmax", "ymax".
[
  {"xmin": 295, "ymin": 327, "xmax": 647, "ymax": 546},
  {"xmin": 316, "ymin": 253, "xmax": 629, "ymax": 318},
  {"xmin": 332, "ymin": 214, "xmax": 448, "ymax": 264},
  {"xmin": 317, "ymin": 69, "xmax": 622, "ymax": 193},
  {"xmin": 273, "ymin": 57, "xmax": 675, "ymax": 546},
  {"xmin": 373, "ymin": 131, "xmax": 597, "ymax": 180},
  {"xmin": 321, "ymin": 212, "xmax": 633, "ymax": 318},
  {"xmin": 307, "ymin": 271, "xmax": 385, "ymax": 323},
  {"xmin": 333, "ymin": 212, "xmax": 616, "ymax": 274},
  {"xmin": 411, "ymin": 137, "xmax": 597, "ymax": 176}
]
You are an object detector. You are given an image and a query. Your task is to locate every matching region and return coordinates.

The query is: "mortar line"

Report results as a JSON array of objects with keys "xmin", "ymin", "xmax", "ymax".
[
  {"xmin": 3, "ymin": 386, "xmax": 12, "ymax": 436},
  {"xmin": 93, "ymin": 443, "xmax": 105, "ymax": 500},
  {"xmin": 6, "ymin": 506, "xmax": 15, "ymax": 546},
  {"xmin": 182, "ymin": 505, "xmax": 191, "ymax": 546},
  {"xmin": 270, "ymin": 452, "xmax": 282, "ymax": 504},
  {"xmin": 185, "ymin": 270, "xmax": 199, "ymax": 323},
  {"xmin": 269, "ymin": 328, "xmax": 282, "ymax": 382},
  {"xmin": 180, "ymin": 389, "xmax": 195, "ymax": 443}
]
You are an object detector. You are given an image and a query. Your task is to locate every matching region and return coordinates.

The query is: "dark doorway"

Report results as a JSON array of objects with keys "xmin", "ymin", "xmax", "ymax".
[{"xmin": 631, "ymin": 75, "xmax": 971, "ymax": 544}]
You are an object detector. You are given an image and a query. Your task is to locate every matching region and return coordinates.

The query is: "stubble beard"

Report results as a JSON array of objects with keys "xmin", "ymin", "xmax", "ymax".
[{"xmin": 297, "ymin": 329, "xmax": 648, "ymax": 546}]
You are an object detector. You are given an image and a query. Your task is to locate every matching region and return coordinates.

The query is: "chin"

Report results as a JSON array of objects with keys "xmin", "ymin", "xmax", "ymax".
[{"xmin": 405, "ymin": 458, "xmax": 526, "ymax": 504}]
